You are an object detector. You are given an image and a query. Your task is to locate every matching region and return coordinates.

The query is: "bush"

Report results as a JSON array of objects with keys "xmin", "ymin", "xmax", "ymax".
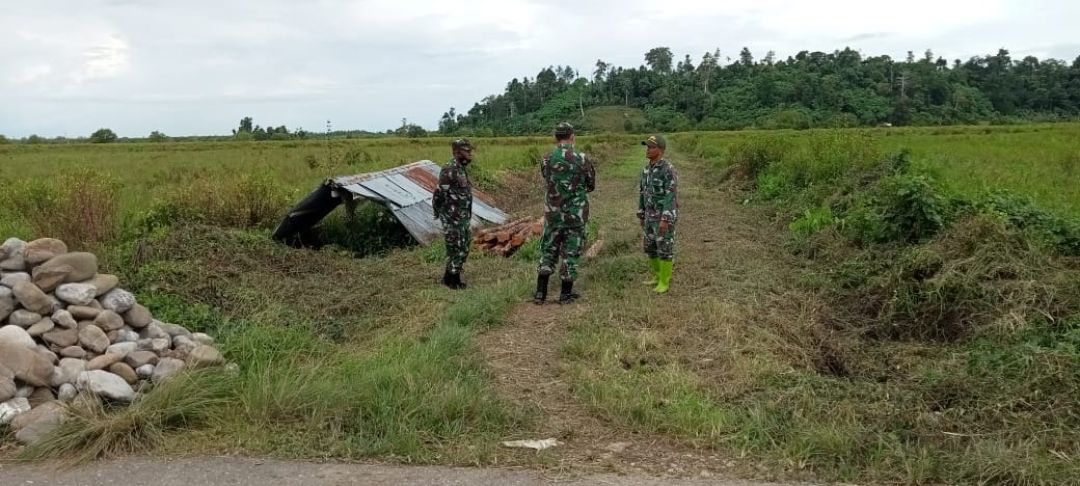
[
  {"xmin": 724, "ymin": 131, "xmax": 882, "ymax": 198},
  {"xmin": 860, "ymin": 212, "xmax": 1078, "ymax": 340},
  {"xmin": 744, "ymin": 143, "xmax": 1080, "ymax": 343},
  {"xmin": 722, "ymin": 135, "xmax": 789, "ymax": 183},
  {"xmin": 145, "ymin": 172, "xmax": 294, "ymax": 230},
  {"xmin": 644, "ymin": 105, "xmax": 693, "ymax": 132},
  {"xmin": 343, "ymin": 148, "xmax": 374, "ymax": 167},
  {"xmin": 789, "ymin": 206, "xmax": 836, "ymax": 239},
  {"xmin": 90, "ymin": 128, "xmax": 118, "ymax": 144},
  {"xmin": 975, "ymin": 191, "xmax": 1080, "ymax": 255},
  {"xmin": 314, "ymin": 202, "xmax": 415, "ymax": 257},
  {"xmin": 2, "ymin": 170, "xmax": 121, "ymax": 246},
  {"xmin": 879, "ymin": 174, "xmax": 950, "ymax": 243}
]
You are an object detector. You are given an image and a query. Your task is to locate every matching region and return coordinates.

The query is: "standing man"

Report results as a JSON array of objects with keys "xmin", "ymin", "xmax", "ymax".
[
  {"xmin": 638, "ymin": 134, "xmax": 678, "ymax": 293},
  {"xmin": 433, "ymin": 138, "xmax": 474, "ymax": 290},
  {"xmin": 534, "ymin": 122, "xmax": 596, "ymax": 305}
]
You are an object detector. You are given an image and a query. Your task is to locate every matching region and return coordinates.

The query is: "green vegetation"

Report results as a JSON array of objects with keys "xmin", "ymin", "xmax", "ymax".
[
  {"xmin": 89, "ymin": 128, "xmax": 118, "ymax": 144},
  {"xmin": 2, "ymin": 125, "xmax": 1078, "ymax": 484},
  {"xmin": 443, "ymin": 47, "xmax": 1080, "ymax": 135},
  {"xmin": 555, "ymin": 135, "xmax": 1080, "ymax": 484}
]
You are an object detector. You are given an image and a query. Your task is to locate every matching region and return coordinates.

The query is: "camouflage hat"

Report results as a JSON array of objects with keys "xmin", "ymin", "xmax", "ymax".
[
  {"xmin": 451, "ymin": 138, "xmax": 472, "ymax": 150},
  {"xmin": 641, "ymin": 134, "xmax": 667, "ymax": 149},
  {"xmin": 554, "ymin": 122, "xmax": 574, "ymax": 138}
]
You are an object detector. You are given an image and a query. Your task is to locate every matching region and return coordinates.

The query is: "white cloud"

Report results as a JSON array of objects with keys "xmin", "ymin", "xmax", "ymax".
[
  {"xmin": 9, "ymin": 64, "xmax": 53, "ymax": 84},
  {"xmin": 0, "ymin": 0, "xmax": 1076, "ymax": 137},
  {"xmin": 77, "ymin": 34, "xmax": 130, "ymax": 82}
]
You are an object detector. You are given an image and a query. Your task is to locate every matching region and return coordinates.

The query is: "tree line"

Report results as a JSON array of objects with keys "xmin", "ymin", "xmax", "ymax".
[{"xmin": 439, "ymin": 47, "xmax": 1080, "ymax": 135}]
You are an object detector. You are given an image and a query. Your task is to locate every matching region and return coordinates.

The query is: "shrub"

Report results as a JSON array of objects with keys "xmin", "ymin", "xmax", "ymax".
[
  {"xmin": 90, "ymin": 128, "xmax": 118, "ymax": 144},
  {"xmin": 314, "ymin": 202, "xmax": 415, "ymax": 257},
  {"xmin": 722, "ymin": 135, "xmax": 789, "ymax": 183},
  {"xmin": 789, "ymin": 206, "xmax": 836, "ymax": 239},
  {"xmin": 879, "ymin": 174, "xmax": 950, "ymax": 243},
  {"xmin": 2, "ymin": 170, "xmax": 121, "ymax": 246},
  {"xmin": 145, "ymin": 172, "xmax": 293, "ymax": 230}
]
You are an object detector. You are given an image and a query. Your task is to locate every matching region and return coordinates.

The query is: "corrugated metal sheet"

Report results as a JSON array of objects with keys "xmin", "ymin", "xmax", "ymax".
[
  {"xmin": 393, "ymin": 203, "xmax": 442, "ymax": 244},
  {"xmin": 328, "ymin": 160, "xmax": 510, "ymax": 245}
]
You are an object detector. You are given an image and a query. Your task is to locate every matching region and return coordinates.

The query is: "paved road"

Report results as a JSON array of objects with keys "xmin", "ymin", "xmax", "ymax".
[{"xmin": 0, "ymin": 456, "xmax": 792, "ymax": 485}]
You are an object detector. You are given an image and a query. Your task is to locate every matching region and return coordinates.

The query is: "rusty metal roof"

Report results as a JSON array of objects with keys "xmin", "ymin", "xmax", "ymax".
[{"xmin": 328, "ymin": 160, "xmax": 509, "ymax": 245}]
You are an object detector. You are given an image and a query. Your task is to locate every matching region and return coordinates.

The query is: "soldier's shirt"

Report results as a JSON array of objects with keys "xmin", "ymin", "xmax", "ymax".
[
  {"xmin": 638, "ymin": 158, "xmax": 678, "ymax": 223},
  {"xmin": 541, "ymin": 143, "xmax": 596, "ymax": 228},
  {"xmin": 433, "ymin": 158, "xmax": 473, "ymax": 223}
]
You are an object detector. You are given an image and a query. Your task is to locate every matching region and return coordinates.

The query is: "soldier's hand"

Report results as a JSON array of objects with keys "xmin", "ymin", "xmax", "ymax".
[{"xmin": 659, "ymin": 220, "xmax": 670, "ymax": 235}]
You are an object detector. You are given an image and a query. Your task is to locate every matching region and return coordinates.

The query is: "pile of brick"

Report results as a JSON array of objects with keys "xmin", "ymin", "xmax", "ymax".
[{"xmin": 473, "ymin": 218, "xmax": 544, "ymax": 257}]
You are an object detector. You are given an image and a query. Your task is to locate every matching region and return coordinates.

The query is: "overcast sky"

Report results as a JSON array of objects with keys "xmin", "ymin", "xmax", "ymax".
[{"xmin": 1, "ymin": 0, "xmax": 1077, "ymax": 138}]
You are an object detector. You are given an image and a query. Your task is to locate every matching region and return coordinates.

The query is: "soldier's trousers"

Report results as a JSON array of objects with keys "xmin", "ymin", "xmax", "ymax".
[
  {"xmin": 643, "ymin": 219, "xmax": 676, "ymax": 260},
  {"xmin": 443, "ymin": 219, "xmax": 471, "ymax": 274},
  {"xmin": 537, "ymin": 224, "xmax": 586, "ymax": 282}
]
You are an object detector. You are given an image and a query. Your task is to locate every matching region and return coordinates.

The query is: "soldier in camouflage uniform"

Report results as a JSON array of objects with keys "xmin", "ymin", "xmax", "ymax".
[
  {"xmin": 534, "ymin": 122, "xmax": 596, "ymax": 305},
  {"xmin": 432, "ymin": 138, "xmax": 474, "ymax": 289},
  {"xmin": 638, "ymin": 134, "xmax": 678, "ymax": 293}
]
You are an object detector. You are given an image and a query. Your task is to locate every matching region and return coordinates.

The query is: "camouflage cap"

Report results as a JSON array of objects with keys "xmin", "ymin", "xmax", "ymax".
[
  {"xmin": 554, "ymin": 122, "xmax": 574, "ymax": 138},
  {"xmin": 451, "ymin": 138, "xmax": 472, "ymax": 150},
  {"xmin": 641, "ymin": 134, "xmax": 667, "ymax": 149}
]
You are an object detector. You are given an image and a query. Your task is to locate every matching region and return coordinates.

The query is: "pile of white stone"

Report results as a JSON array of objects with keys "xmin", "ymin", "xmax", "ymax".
[{"xmin": 0, "ymin": 237, "xmax": 225, "ymax": 445}]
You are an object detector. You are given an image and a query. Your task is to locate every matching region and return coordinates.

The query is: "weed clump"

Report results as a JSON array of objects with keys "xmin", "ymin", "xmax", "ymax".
[
  {"xmin": 143, "ymin": 172, "xmax": 294, "ymax": 231},
  {"xmin": 737, "ymin": 134, "xmax": 1080, "ymax": 342},
  {"xmin": 1, "ymin": 169, "xmax": 121, "ymax": 247}
]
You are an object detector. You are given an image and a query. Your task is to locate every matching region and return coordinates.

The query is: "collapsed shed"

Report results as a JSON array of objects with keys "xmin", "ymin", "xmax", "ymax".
[{"xmin": 272, "ymin": 160, "xmax": 510, "ymax": 246}]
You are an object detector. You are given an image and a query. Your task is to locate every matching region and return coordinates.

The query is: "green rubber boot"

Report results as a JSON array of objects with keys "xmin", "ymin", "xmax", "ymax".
[
  {"xmin": 654, "ymin": 259, "xmax": 673, "ymax": 294},
  {"xmin": 643, "ymin": 258, "xmax": 660, "ymax": 285}
]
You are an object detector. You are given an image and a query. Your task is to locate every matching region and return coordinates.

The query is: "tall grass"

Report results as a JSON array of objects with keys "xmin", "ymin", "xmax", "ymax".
[
  {"xmin": 0, "ymin": 170, "xmax": 120, "ymax": 248},
  {"xmin": 143, "ymin": 172, "xmax": 296, "ymax": 231},
  {"xmin": 20, "ymin": 370, "xmax": 233, "ymax": 464}
]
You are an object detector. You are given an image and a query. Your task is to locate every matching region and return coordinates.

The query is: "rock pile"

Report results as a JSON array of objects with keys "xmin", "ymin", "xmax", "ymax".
[{"xmin": 0, "ymin": 237, "xmax": 225, "ymax": 445}]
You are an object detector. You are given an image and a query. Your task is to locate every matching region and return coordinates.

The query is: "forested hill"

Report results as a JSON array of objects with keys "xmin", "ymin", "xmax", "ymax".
[{"xmin": 437, "ymin": 47, "xmax": 1080, "ymax": 135}]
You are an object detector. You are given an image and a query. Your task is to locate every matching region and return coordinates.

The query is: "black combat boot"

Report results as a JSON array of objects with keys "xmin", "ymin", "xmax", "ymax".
[
  {"xmin": 558, "ymin": 280, "xmax": 580, "ymax": 304},
  {"xmin": 533, "ymin": 274, "xmax": 550, "ymax": 304},
  {"xmin": 443, "ymin": 269, "xmax": 466, "ymax": 290}
]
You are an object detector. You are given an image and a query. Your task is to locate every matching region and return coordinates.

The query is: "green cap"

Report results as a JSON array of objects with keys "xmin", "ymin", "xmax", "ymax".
[
  {"xmin": 641, "ymin": 134, "xmax": 666, "ymax": 149},
  {"xmin": 451, "ymin": 138, "xmax": 472, "ymax": 150},
  {"xmin": 554, "ymin": 122, "xmax": 574, "ymax": 138}
]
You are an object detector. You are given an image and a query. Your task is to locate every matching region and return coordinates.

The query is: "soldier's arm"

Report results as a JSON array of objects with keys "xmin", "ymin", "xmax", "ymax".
[
  {"xmin": 583, "ymin": 155, "xmax": 596, "ymax": 193},
  {"xmin": 433, "ymin": 166, "xmax": 455, "ymax": 216},
  {"xmin": 659, "ymin": 166, "xmax": 678, "ymax": 223},
  {"xmin": 637, "ymin": 169, "xmax": 645, "ymax": 221}
]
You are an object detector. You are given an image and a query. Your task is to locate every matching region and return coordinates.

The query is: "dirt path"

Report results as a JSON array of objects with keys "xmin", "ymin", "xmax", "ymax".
[
  {"xmin": 0, "ymin": 456, "xmax": 796, "ymax": 485},
  {"xmin": 478, "ymin": 150, "xmax": 824, "ymax": 480}
]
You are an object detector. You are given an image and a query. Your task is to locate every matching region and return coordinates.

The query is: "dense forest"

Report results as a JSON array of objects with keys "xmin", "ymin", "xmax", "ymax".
[{"xmin": 439, "ymin": 47, "xmax": 1080, "ymax": 135}]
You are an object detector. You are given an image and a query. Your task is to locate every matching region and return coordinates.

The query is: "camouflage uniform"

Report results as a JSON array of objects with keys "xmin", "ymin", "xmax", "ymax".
[
  {"xmin": 433, "ymin": 157, "xmax": 472, "ymax": 275},
  {"xmin": 538, "ymin": 143, "xmax": 596, "ymax": 281},
  {"xmin": 638, "ymin": 158, "xmax": 678, "ymax": 260}
]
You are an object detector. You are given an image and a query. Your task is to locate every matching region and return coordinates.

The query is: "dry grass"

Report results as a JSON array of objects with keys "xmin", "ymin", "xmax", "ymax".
[
  {"xmin": 20, "ymin": 370, "xmax": 232, "ymax": 464},
  {"xmin": 1, "ymin": 170, "xmax": 121, "ymax": 248}
]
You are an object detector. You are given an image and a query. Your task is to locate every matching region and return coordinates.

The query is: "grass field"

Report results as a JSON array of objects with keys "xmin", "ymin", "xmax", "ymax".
[
  {"xmin": 674, "ymin": 123, "xmax": 1080, "ymax": 218},
  {"xmin": 2, "ymin": 124, "xmax": 1079, "ymax": 484}
]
